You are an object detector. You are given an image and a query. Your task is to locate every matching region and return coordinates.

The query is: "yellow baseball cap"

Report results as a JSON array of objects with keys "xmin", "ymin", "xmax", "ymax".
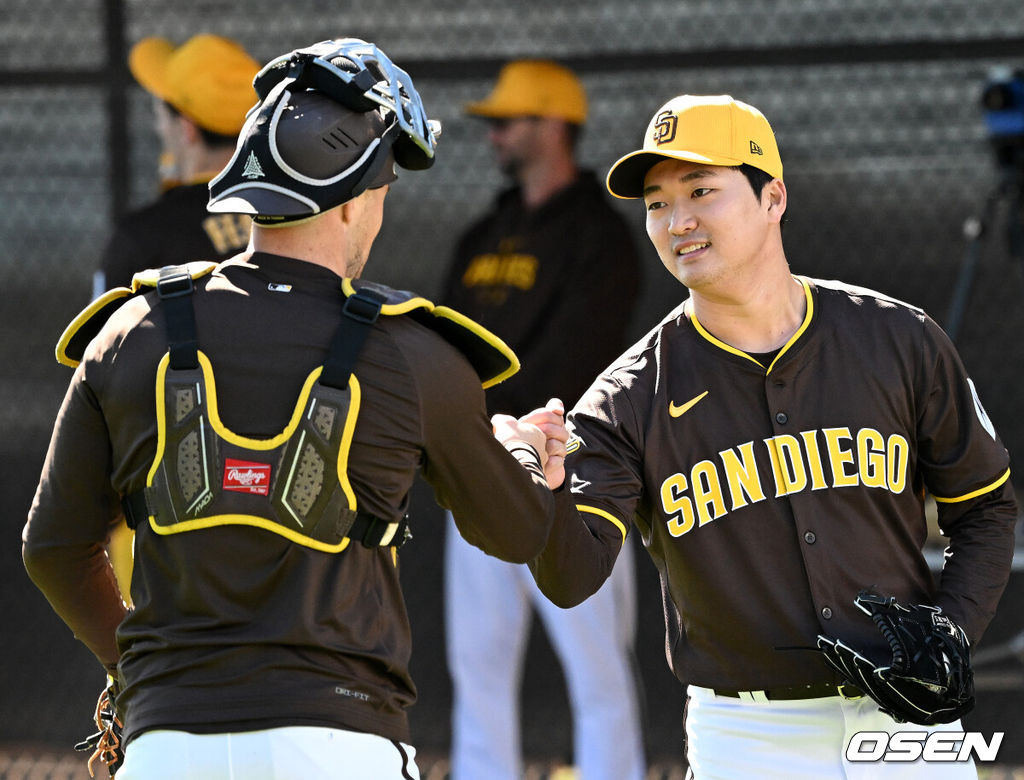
[
  {"xmin": 129, "ymin": 34, "xmax": 260, "ymax": 136},
  {"xmin": 606, "ymin": 94, "xmax": 783, "ymax": 199},
  {"xmin": 465, "ymin": 60, "xmax": 587, "ymax": 125}
]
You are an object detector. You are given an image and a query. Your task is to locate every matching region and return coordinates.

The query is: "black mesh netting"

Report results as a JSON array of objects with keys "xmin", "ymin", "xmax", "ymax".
[{"xmin": 3, "ymin": 0, "xmax": 1023, "ymax": 771}]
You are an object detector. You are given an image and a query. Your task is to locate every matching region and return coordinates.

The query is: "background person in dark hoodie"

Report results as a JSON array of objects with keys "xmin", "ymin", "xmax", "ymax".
[{"xmin": 441, "ymin": 59, "xmax": 645, "ymax": 780}]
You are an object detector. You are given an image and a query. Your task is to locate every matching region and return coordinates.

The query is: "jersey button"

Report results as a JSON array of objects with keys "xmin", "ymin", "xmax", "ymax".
[
  {"xmin": 804, "ymin": 531, "xmax": 816, "ymax": 544},
  {"xmin": 821, "ymin": 606, "xmax": 833, "ymax": 620},
  {"xmin": 775, "ymin": 412, "xmax": 788, "ymax": 424}
]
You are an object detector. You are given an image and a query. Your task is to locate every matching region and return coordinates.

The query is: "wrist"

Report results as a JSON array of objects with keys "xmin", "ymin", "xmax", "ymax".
[{"xmin": 504, "ymin": 440, "xmax": 545, "ymax": 480}]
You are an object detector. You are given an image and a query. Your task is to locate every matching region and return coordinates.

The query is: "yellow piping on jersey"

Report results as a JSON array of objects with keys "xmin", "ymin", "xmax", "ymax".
[
  {"xmin": 932, "ymin": 469, "xmax": 1011, "ymax": 504},
  {"xmin": 577, "ymin": 504, "xmax": 628, "ymax": 545},
  {"xmin": 688, "ymin": 277, "xmax": 814, "ymax": 374}
]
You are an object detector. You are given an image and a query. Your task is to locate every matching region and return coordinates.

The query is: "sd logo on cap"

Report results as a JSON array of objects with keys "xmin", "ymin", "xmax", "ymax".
[{"xmin": 606, "ymin": 94, "xmax": 783, "ymax": 199}]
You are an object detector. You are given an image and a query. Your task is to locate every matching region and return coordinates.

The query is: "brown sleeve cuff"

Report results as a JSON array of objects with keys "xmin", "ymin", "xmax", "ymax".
[{"xmin": 504, "ymin": 440, "xmax": 545, "ymax": 482}]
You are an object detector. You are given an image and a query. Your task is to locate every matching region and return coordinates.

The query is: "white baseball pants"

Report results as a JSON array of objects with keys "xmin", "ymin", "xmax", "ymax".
[
  {"xmin": 445, "ymin": 513, "xmax": 645, "ymax": 780},
  {"xmin": 116, "ymin": 725, "xmax": 420, "ymax": 779},
  {"xmin": 685, "ymin": 684, "xmax": 978, "ymax": 779}
]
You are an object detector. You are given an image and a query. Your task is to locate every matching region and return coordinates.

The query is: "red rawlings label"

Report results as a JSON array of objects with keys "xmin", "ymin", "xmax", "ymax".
[{"xmin": 223, "ymin": 458, "xmax": 272, "ymax": 495}]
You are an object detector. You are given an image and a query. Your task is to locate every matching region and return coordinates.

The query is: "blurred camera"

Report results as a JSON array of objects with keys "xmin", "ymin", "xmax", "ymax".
[{"xmin": 982, "ymin": 67, "xmax": 1024, "ymax": 174}]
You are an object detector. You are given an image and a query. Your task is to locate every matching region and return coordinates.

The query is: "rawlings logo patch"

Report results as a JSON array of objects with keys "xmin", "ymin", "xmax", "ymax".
[{"xmin": 223, "ymin": 458, "xmax": 272, "ymax": 494}]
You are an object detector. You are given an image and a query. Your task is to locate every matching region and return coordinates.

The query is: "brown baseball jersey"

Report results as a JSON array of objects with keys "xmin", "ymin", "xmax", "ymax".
[
  {"xmin": 98, "ymin": 181, "xmax": 251, "ymax": 291},
  {"xmin": 24, "ymin": 252, "xmax": 554, "ymax": 745},
  {"xmin": 442, "ymin": 171, "xmax": 641, "ymax": 415},
  {"xmin": 530, "ymin": 276, "xmax": 1017, "ymax": 692}
]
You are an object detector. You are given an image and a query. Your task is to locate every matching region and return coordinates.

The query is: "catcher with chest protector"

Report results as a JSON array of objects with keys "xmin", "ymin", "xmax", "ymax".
[
  {"xmin": 24, "ymin": 38, "xmax": 561, "ymax": 779},
  {"xmin": 518, "ymin": 94, "xmax": 1018, "ymax": 779}
]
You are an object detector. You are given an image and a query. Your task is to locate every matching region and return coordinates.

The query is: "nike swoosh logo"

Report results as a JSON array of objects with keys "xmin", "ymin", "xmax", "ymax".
[{"xmin": 669, "ymin": 391, "xmax": 709, "ymax": 418}]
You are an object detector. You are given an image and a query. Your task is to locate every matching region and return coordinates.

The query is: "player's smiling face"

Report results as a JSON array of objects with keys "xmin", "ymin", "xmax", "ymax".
[{"xmin": 642, "ymin": 158, "xmax": 784, "ymax": 292}]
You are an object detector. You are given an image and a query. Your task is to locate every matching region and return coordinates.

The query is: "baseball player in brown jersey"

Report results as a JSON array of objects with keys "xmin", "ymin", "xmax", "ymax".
[
  {"xmin": 520, "ymin": 95, "xmax": 1018, "ymax": 778},
  {"xmin": 93, "ymin": 35, "xmax": 259, "ymax": 297},
  {"xmin": 24, "ymin": 39, "xmax": 559, "ymax": 779},
  {"xmin": 441, "ymin": 60, "xmax": 645, "ymax": 780},
  {"xmin": 94, "ymin": 34, "xmax": 261, "ymax": 606}
]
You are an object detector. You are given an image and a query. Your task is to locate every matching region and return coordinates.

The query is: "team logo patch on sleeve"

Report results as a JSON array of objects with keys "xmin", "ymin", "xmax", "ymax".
[{"xmin": 223, "ymin": 458, "xmax": 272, "ymax": 495}]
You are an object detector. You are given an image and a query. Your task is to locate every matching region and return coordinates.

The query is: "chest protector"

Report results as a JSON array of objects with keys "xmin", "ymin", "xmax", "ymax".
[{"xmin": 58, "ymin": 262, "xmax": 520, "ymax": 553}]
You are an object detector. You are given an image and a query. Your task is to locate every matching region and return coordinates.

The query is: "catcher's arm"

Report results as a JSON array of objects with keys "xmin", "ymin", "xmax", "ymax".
[{"xmin": 817, "ymin": 590, "xmax": 975, "ymax": 726}]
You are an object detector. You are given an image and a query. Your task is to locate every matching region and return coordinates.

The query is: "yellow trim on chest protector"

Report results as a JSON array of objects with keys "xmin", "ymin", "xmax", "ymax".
[
  {"xmin": 57, "ymin": 262, "xmax": 218, "ymax": 368},
  {"xmin": 59, "ymin": 268, "xmax": 520, "ymax": 389},
  {"xmin": 144, "ymin": 350, "xmax": 362, "ymax": 553},
  {"xmin": 56, "ymin": 265, "xmax": 521, "ymax": 552},
  {"xmin": 340, "ymin": 279, "xmax": 520, "ymax": 388}
]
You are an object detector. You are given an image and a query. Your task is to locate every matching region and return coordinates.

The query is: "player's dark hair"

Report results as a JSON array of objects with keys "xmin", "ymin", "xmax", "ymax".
[{"xmin": 739, "ymin": 163, "xmax": 788, "ymax": 229}]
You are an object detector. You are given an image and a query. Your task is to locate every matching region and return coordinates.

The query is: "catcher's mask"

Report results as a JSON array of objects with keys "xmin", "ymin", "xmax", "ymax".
[{"xmin": 208, "ymin": 38, "xmax": 440, "ymax": 225}]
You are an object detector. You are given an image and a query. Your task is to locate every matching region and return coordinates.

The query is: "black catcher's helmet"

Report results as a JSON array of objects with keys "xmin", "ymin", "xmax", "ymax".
[{"xmin": 208, "ymin": 38, "xmax": 440, "ymax": 224}]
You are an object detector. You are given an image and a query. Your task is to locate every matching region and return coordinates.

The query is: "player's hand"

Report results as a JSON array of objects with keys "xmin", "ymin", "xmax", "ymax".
[
  {"xmin": 519, "ymin": 398, "xmax": 568, "ymax": 490},
  {"xmin": 492, "ymin": 414, "xmax": 548, "ymax": 470}
]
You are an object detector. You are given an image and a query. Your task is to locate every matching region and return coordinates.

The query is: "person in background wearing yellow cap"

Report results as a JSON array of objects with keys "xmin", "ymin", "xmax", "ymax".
[
  {"xmin": 90, "ymin": 34, "xmax": 260, "ymax": 608},
  {"xmin": 440, "ymin": 60, "xmax": 646, "ymax": 780},
  {"xmin": 91, "ymin": 34, "xmax": 259, "ymax": 298},
  {"xmin": 514, "ymin": 94, "xmax": 1016, "ymax": 777}
]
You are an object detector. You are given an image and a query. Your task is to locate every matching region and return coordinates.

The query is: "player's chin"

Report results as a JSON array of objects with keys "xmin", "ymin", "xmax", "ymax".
[
  {"xmin": 669, "ymin": 261, "xmax": 718, "ymax": 291},
  {"xmin": 660, "ymin": 255, "xmax": 699, "ymax": 284}
]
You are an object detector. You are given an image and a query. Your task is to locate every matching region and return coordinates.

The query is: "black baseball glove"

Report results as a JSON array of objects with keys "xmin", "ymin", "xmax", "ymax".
[
  {"xmin": 816, "ymin": 590, "xmax": 974, "ymax": 726},
  {"xmin": 74, "ymin": 675, "xmax": 124, "ymax": 778}
]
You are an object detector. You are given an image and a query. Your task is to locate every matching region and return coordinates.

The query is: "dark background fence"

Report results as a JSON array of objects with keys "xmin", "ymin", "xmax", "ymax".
[{"xmin": 3, "ymin": 0, "xmax": 1024, "ymax": 775}]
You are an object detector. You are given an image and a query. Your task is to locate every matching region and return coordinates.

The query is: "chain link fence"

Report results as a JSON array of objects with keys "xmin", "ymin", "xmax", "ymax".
[{"xmin": 3, "ymin": 0, "xmax": 1024, "ymax": 771}]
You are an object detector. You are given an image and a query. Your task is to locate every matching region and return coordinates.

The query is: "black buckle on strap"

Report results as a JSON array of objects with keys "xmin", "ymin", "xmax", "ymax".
[
  {"xmin": 155, "ymin": 266, "xmax": 200, "ymax": 370},
  {"xmin": 352, "ymin": 512, "xmax": 409, "ymax": 548},
  {"xmin": 121, "ymin": 489, "xmax": 150, "ymax": 530},
  {"xmin": 342, "ymin": 290, "xmax": 384, "ymax": 323},
  {"xmin": 319, "ymin": 289, "xmax": 385, "ymax": 389},
  {"xmin": 156, "ymin": 271, "xmax": 195, "ymax": 299}
]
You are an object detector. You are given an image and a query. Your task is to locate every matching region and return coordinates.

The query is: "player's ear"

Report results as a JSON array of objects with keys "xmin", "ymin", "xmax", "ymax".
[
  {"xmin": 337, "ymin": 193, "xmax": 366, "ymax": 229},
  {"xmin": 180, "ymin": 115, "xmax": 202, "ymax": 144},
  {"xmin": 764, "ymin": 178, "xmax": 787, "ymax": 223}
]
